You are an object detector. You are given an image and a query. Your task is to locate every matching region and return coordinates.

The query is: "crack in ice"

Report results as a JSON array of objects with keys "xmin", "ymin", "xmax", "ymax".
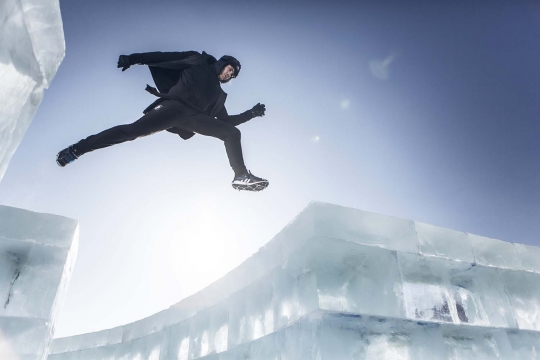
[{"xmin": 4, "ymin": 267, "xmax": 21, "ymax": 309}]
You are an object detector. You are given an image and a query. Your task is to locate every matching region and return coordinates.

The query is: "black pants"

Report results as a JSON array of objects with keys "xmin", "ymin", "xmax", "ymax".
[{"xmin": 76, "ymin": 100, "xmax": 248, "ymax": 175}]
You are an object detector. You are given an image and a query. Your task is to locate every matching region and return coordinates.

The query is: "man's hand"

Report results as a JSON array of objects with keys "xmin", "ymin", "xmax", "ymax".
[
  {"xmin": 117, "ymin": 55, "xmax": 131, "ymax": 71},
  {"xmin": 250, "ymin": 103, "xmax": 266, "ymax": 117}
]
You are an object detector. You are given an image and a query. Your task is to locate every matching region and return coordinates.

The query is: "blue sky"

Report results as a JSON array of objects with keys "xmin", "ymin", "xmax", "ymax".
[{"xmin": 0, "ymin": 0, "xmax": 539, "ymax": 337}]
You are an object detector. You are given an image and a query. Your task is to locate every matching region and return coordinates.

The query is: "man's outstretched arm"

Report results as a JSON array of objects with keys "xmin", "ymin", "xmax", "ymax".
[
  {"xmin": 217, "ymin": 103, "xmax": 266, "ymax": 126},
  {"xmin": 117, "ymin": 51, "xmax": 200, "ymax": 71}
]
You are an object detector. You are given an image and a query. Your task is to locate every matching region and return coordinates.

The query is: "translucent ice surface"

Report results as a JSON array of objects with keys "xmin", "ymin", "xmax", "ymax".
[
  {"xmin": 0, "ymin": 0, "xmax": 65, "ymax": 182},
  {"xmin": 500, "ymin": 270, "xmax": 540, "ymax": 331},
  {"xmin": 48, "ymin": 202, "xmax": 540, "ymax": 359},
  {"xmin": 515, "ymin": 243, "xmax": 540, "ymax": 274},
  {"xmin": 399, "ymin": 253, "xmax": 516, "ymax": 328},
  {"xmin": 0, "ymin": 4, "xmax": 68, "ymax": 356},
  {"xmin": 441, "ymin": 325, "xmax": 515, "ymax": 360},
  {"xmin": 416, "ymin": 222, "xmax": 474, "ymax": 263},
  {"xmin": 506, "ymin": 330, "xmax": 540, "ymax": 358},
  {"xmin": 0, "ymin": 206, "xmax": 78, "ymax": 360},
  {"xmin": 313, "ymin": 237, "xmax": 405, "ymax": 318},
  {"xmin": 469, "ymin": 234, "xmax": 522, "ymax": 270}
]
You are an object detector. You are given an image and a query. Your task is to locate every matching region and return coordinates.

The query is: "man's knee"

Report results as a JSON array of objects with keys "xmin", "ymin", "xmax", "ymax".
[{"xmin": 223, "ymin": 127, "xmax": 241, "ymax": 141}]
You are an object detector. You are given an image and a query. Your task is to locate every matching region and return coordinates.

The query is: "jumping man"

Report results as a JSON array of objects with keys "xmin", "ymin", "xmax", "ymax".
[{"xmin": 56, "ymin": 51, "xmax": 268, "ymax": 192}]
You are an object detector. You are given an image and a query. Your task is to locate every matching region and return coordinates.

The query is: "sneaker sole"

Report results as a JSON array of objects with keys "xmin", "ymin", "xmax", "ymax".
[
  {"xmin": 56, "ymin": 149, "xmax": 78, "ymax": 167},
  {"xmin": 56, "ymin": 158, "xmax": 67, "ymax": 167},
  {"xmin": 232, "ymin": 181, "xmax": 269, "ymax": 192}
]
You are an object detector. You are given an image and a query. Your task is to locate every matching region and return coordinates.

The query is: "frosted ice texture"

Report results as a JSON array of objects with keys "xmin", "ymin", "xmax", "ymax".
[
  {"xmin": 515, "ymin": 243, "xmax": 540, "ymax": 273},
  {"xmin": 416, "ymin": 222, "xmax": 474, "ymax": 262},
  {"xmin": 48, "ymin": 202, "xmax": 540, "ymax": 359},
  {"xmin": 0, "ymin": 0, "xmax": 65, "ymax": 182},
  {"xmin": 469, "ymin": 233, "xmax": 522, "ymax": 270},
  {"xmin": 0, "ymin": 206, "xmax": 78, "ymax": 360}
]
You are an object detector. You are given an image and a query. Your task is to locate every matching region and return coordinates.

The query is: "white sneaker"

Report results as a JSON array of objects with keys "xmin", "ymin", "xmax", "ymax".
[{"xmin": 232, "ymin": 171, "xmax": 269, "ymax": 191}]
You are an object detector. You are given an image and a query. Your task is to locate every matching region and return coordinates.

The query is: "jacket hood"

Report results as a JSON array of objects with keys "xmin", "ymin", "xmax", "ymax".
[{"xmin": 214, "ymin": 55, "xmax": 241, "ymax": 82}]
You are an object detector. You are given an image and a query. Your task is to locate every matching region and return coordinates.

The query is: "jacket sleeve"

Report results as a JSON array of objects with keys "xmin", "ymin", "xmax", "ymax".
[
  {"xmin": 216, "ymin": 106, "xmax": 254, "ymax": 126},
  {"xmin": 128, "ymin": 51, "xmax": 200, "ymax": 65}
]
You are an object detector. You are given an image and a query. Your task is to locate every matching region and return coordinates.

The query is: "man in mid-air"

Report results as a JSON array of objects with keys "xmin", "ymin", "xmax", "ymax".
[{"xmin": 56, "ymin": 50, "xmax": 268, "ymax": 192}]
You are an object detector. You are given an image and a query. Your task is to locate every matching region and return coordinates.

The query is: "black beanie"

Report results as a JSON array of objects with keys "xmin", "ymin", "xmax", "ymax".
[{"xmin": 214, "ymin": 55, "xmax": 241, "ymax": 79}]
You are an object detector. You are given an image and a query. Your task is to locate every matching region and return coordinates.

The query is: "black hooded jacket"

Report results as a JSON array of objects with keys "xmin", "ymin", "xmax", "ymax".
[{"xmin": 129, "ymin": 51, "xmax": 253, "ymax": 140}]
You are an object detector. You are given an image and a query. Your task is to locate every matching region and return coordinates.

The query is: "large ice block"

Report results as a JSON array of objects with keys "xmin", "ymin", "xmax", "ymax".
[
  {"xmin": 0, "ymin": 206, "xmax": 78, "ymax": 360},
  {"xmin": 48, "ymin": 202, "xmax": 540, "ymax": 359},
  {"xmin": 416, "ymin": 222, "xmax": 474, "ymax": 263},
  {"xmin": 0, "ymin": 0, "xmax": 65, "ymax": 182},
  {"xmin": 469, "ymin": 233, "xmax": 522, "ymax": 270}
]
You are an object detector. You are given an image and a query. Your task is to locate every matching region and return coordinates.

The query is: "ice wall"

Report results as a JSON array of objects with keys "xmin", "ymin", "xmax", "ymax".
[
  {"xmin": 48, "ymin": 202, "xmax": 540, "ymax": 359},
  {"xmin": 0, "ymin": 205, "xmax": 79, "ymax": 360},
  {"xmin": 0, "ymin": 0, "xmax": 65, "ymax": 182}
]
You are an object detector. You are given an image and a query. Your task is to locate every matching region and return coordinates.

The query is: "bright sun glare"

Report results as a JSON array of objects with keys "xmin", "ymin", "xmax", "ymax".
[{"xmin": 165, "ymin": 198, "xmax": 244, "ymax": 295}]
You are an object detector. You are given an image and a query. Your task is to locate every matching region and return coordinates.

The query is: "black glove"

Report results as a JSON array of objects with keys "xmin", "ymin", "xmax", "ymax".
[
  {"xmin": 250, "ymin": 103, "xmax": 266, "ymax": 117},
  {"xmin": 117, "ymin": 55, "xmax": 131, "ymax": 71}
]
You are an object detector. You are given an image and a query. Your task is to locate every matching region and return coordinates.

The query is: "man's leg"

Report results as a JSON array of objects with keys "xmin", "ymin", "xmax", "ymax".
[
  {"xmin": 75, "ymin": 100, "xmax": 185, "ymax": 155},
  {"xmin": 179, "ymin": 114, "xmax": 268, "ymax": 191},
  {"xmin": 184, "ymin": 114, "xmax": 248, "ymax": 176}
]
